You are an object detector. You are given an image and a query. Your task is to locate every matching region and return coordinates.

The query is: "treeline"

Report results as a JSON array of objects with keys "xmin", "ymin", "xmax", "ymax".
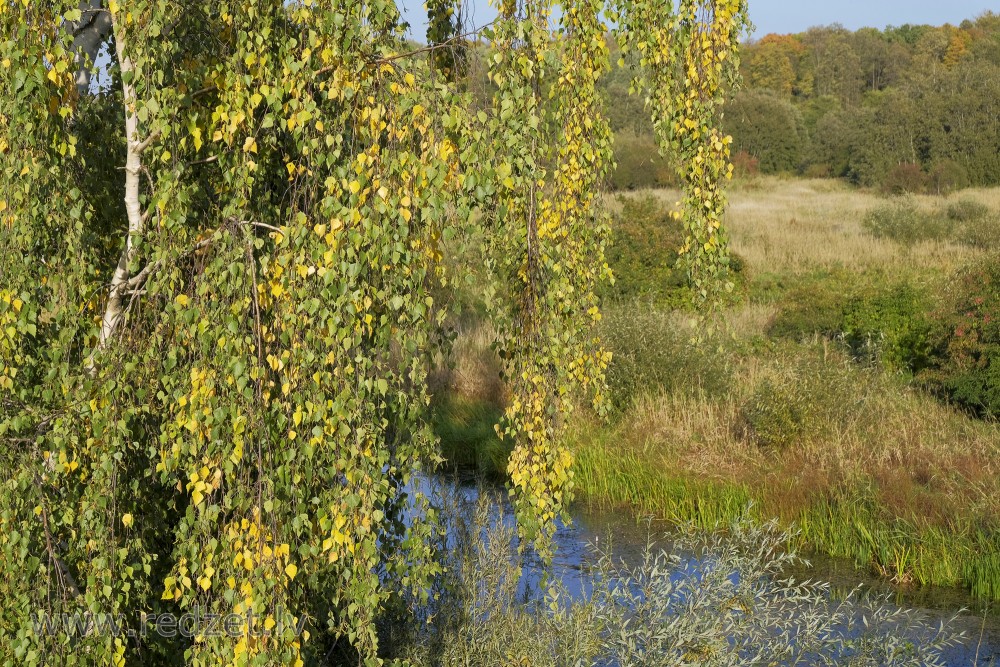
[{"xmin": 599, "ymin": 12, "xmax": 1000, "ymax": 192}]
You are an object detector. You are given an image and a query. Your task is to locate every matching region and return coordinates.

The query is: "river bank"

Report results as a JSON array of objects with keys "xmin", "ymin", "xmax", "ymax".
[
  {"xmin": 431, "ymin": 178, "xmax": 1000, "ymax": 610},
  {"xmin": 433, "ymin": 472, "xmax": 1000, "ymax": 666}
]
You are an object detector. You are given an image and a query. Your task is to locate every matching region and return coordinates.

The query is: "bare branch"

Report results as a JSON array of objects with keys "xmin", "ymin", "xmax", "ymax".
[
  {"xmin": 133, "ymin": 128, "xmax": 162, "ymax": 155},
  {"xmin": 187, "ymin": 155, "xmax": 219, "ymax": 167},
  {"xmin": 314, "ymin": 19, "xmax": 496, "ymax": 77}
]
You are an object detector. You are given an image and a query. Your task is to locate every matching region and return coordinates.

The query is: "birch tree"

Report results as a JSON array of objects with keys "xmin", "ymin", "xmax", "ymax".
[{"xmin": 0, "ymin": 0, "xmax": 748, "ymax": 664}]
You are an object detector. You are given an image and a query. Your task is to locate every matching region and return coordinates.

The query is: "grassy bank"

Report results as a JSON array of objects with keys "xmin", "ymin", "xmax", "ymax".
[{"xmin": 432, "ymin": 177, "xmax": 1000, "ymax": 601}]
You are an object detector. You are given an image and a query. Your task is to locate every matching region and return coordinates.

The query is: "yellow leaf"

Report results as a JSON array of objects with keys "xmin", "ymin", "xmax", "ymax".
[
  {"xmin": 349, "ymin": 180, "xmax": 361, "ymax": 195},
  {"xmin": 121, "ymin": 513, "xmax": 133, "ymax": 528},
  {"xmin": 47, "ymin": 68, "xmax": 59, "ymax": 84},
  {"xmin": 242, "ymin": 137, "xmax": 257, "ymax": 154},
  {"xmin": 285, "ymin": 563, "xmax": 298, "ymax": 580},
  {"xmin": 174, "ymin": 294, "xmax": 189, "ymax": 307},
  {"xmin": 108, "ymin": 0, "xmax": 119, "ymax": 12}
]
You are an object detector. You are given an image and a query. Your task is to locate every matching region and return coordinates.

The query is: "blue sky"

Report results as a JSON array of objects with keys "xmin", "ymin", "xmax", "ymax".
[{"xmin": 396, "ymin": 0, "xmax": 997, "ymax": 40}]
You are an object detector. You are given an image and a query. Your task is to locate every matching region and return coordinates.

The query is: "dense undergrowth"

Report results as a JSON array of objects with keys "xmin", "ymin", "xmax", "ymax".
[{"xmin": 431, "ymin": 180, "xmax": 1000, "ymax": 602}]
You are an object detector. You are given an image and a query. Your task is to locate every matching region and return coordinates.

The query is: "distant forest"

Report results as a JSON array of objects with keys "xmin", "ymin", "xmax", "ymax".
[{"xmin": 602, "ymin": 12, "xmax": 1000, "ymax": 193}]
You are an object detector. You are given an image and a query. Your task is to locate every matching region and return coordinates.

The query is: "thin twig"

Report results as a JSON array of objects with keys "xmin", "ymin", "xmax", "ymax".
[{"xmin": 315, "ymin": 19, "xmax": 496, "ymax": 77}]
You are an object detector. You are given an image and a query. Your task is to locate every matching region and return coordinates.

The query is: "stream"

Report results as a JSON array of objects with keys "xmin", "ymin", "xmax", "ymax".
[{"xmin": 439, "ymin": 475, "xmax": 1000, "ymax": 666}]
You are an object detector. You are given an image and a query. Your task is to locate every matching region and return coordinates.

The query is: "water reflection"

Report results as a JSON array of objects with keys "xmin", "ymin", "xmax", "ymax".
[{"xmin": 434, "ymin": 473, "xmax": 999, "ymax": 666}]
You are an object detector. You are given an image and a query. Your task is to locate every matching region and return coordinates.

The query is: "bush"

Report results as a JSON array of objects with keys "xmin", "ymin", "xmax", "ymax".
[
  {"xmin": 766, "ymin": 273, "xmax": 859, "ymax": 341},
  {"xmin": 601, "ymin": 195, "xmax": 688, "ymax": 304},
  {"xmin": 841, "ymin": 283, "xmax": 934, "ymax": 373},
  {"xmin": 862, "ymin": 199, "xmax": 954, "ymax": 246},
  {"xmin": 923, "ymin": 256, "xmax": 1000, "ymax": 418},
  {"xmin": 731, "ymin": 150, "xmax": 760, "ymax": 179},
  {"xmin": 927, "ymin": 159, "xmax": 970, "ymax": 195},
  {"xmin": 740, "ymin": 379, "xmax": 810, "ymax": 450},
  {"xmin": 599, "ymin": 307, "xmax": 731, "ymax": 412},
  {"xmin": 769, "ymin": 275, "xmax": 934, "ymax": 374},
  {"xmin": 947, "ymin": 198, "xmax": 1000, "ymax": 251},
  {"xmin": 946, "ymin": 197, "xmax": 989, "ymax": 223},
  {"xmin": 393, "ymin": 492, "xmax": 960, "ymax": 666},
  {"xmin": 738, "ymin": 354, "xmax": 894, "ymax": 452},
  {"xmin": 955, "ymin": 214, "xmax": 1000, "ymax": 250},
  {"xmin": 602, "ymin": 195, "xmax": 747, "ymax": 308},
  {"xmin": 609, "ymin": 132, "xmax": 676, "ymax": 191},
  {"xmin": 882, "ymin": 162, "xmax": 927, "ymax": 195}
]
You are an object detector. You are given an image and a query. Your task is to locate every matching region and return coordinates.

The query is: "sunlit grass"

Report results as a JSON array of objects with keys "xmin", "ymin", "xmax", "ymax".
[{"xmin": 438, "ymin": 177, "xmax": 1000, "ymax": 600}]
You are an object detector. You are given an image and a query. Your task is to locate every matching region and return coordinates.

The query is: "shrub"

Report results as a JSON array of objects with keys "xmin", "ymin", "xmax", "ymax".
[
  {"xmin": 946, "ymin": 197, "xmax": 989, "ymax": 223},
  {"xmin": 927, "ymin": 159, "xmax": 970, "ymax": 195},
  {"xmin": 731, "ymin": 150, "xmax": 760, "ymax": 179},
  {"xmin": 393, "ymin": 493, "xmax": 961, "ymax": 666},
  {"xmin": 955, "ymin": 214, "xmax": 1000, "ymax": 250},
  {"xmin": 602, "ymin": 195, "xmax": 688, "ymax": 304},
  {"xmin": 841, "ymin": 283, "xmax": 934, "ymax": 373},
  {"xmin": 766, "ymin": 272, "xmax": 862, "ymax": 341},
  {"xmin": 947, "ymin": 198, "xmax": 1000, "ymax": 251},
  {"xmin": 802, "ymin": 162, "xmax": 832, "ymax": 179},
  {"xmin": 602, "ymin": 195, "xmax": 747, "ymax": 308},
  {"xmin": 738, "ymin": 354, "xmax": 892, "ymax": 452},
  {"xmin": 862, "ymin": 199, "xmax": 954, "ymax": 246},
  {"xmin": 882, "ymin": 162, "xmax": 927, "ymax": 195},
  {"xmin": 609, "ymin": 132, "xmax": 676, "ymax": 191},
  {"xmin": 769, "ymin": 275, "xmax": 934, "ymax": 374},
  {"xmin": 740, "ymin": 379, "xmax": 810, "ymax": 450},
  {"xmin": 599, "ymin": 307, "xmax": 731, "ymax": 412},
  {"xmin": 923, "ymin": 256, "xmax": 1000, "ymax": 418}
]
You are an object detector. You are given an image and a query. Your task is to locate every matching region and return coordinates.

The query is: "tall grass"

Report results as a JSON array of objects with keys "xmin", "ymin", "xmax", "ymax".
[
  {"xmin": 435, "ymin": 179, "xmax": 1000, "ymax": 602},
  {"xmin": 568, "ymin": 330, "xmax": 1000, "ymax": 600}
]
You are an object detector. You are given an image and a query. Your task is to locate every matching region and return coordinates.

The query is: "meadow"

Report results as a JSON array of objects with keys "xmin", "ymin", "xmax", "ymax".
[{"xmin": 434, "ymin": 176, "xmax": 1000, "ymax": 601}]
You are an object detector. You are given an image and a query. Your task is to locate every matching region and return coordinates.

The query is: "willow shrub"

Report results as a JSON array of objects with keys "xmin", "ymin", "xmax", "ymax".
[{"xmin": 395, "ymin": 490, "xmax": 961, "ymax": 666}]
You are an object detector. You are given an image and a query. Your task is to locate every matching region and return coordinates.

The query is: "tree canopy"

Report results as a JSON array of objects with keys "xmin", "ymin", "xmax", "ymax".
[{"xmin": 0, "ymin": 0, "xmax": 748, "ymax": 664}]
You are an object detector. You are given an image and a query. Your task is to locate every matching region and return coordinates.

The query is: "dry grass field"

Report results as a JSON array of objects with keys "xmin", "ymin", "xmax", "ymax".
[{"xmin": 632, "ymin": 177, "xmax": 991, "ymax": 275}]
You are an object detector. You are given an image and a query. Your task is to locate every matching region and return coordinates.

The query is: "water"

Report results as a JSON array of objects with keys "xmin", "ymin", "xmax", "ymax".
[{"xmin": 440, "ymin": 474, "xmax": 1000, "ymax": 666}]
